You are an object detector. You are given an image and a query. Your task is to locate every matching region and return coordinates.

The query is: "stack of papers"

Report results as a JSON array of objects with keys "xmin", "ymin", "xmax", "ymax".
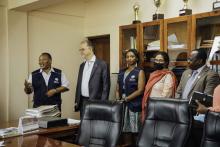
[
  {"xmin": 0, "ymin": 127, "xmax": 20, "ymax": 138},
  {"xmin": 167, "ymin": 34, "xmax": 186, "ymax": 50},
  {"xmin": 18, "ymin": 116, "xmax": 39, "ymax": 134},
  {"xmin": 147, "ymin": 40, "xmax": 160, "ymax": 51},
  {"xmin": 200, "ymin": 40, "xmax": 213, "ymax": 49},
  {"xmin": 67, "ymin": 118, "xmax": 80, "ymax": 125},
  {"xmin": 168, "ymin": 44, "xmax": 186, "ymax": 49},
  {"xmin": 25, "ymin": 105, "xmax": 61, "ymax": 118},
  {"xmin": 0, "ymin": 141, "xmax": 4, "ymax": 146},
  {"xmin": 208, "ymin": 36, "xmax": 220, "ymax": 62}
]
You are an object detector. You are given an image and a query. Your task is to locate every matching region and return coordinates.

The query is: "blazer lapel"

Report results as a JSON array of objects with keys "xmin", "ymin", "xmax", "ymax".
[
  {"xmin": 78, "ymin": 62, "xmax": 85, "ymax": 84},
  {"xmin": 188, "ymin": 66, "xmax": 209, "ymax": 94},
  {"xmin": 89, "ymin": 60, "xmax": 98, "ymax": 80},
  {"xmin": 183, "ymin": 70, "xmax": 192, "ymax": 89}
]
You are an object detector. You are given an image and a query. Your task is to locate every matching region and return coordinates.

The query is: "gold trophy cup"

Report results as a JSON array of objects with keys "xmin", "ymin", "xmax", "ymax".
[
  {"xmin": 153, "ymin": 0, "xmax": 164, "ymax": 20},
  {"xmin": 213, "ymin": 0, "xmax": 220, "ymax": 11},
  {"xmin": 132, "ymin": 3, "xmax": 141, "ymax": 24},
  {"xmin": 179, "ymin": 0, "xmax": 192, "ymax": 16}
]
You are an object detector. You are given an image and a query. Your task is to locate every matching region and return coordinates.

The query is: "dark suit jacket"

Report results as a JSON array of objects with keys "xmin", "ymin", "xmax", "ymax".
[
  {"xmin": 75, "ymin": 58, "xmax": 110, "ymax": 111},
  {"xmin": 176, "ymin": 66, "xmax": 220, "ymax": 99}
]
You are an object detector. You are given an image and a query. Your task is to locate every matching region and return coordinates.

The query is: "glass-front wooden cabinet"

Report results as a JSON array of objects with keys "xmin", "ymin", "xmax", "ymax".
[
  {"xmin": 119, "ymin": 10, "xmax": 220, "ymax": 75},
  {"xmin": 164, "ymin": 16, "xmax": 191, "ymax": 68},
  {"xmin": 119, "ymin": 24, "xmax": 140, "ymax": 68},
  {"xmin": 192, "ymin": 11, "xmax": 220, "ymax": 72},
  {"xmin": 140, "ymin": 20, "xmax": 164, "ymax": 78}
]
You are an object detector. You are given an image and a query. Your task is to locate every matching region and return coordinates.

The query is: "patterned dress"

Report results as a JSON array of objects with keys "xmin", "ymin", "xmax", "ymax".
[{"xmin": 122, "ymin": 71, "xmax": 141, "ymax": 133}]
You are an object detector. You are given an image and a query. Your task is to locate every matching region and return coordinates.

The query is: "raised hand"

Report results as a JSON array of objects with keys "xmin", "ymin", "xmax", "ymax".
[{"xmin": 24, "ymin": 79, "xmax": 33, "ymax": 94}]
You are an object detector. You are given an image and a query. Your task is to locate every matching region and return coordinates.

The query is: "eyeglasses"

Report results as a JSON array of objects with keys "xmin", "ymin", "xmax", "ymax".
[
  {"xmin": 187, "ymin": 58, "xmax": 193, "ymax": 62},
  {"xmin": 79, "ymin": 48, "xmax": 85, "ymax": 52},
  {"xmin": 154, "ymin": 59, "xmax": 165, "ymax": 63}
]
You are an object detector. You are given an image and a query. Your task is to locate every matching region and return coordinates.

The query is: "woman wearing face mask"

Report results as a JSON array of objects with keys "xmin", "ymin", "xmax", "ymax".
[
  {"xmin": 141, "ymin": 51, "xmax": 177, "ymax": 122},
  {"xmin": 116, "ymin": 49, "xmax": 145, "ymax": 146}
]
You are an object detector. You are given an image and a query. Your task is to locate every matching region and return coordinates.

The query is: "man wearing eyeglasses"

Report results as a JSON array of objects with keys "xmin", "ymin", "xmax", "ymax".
[
  {"xmin": 75, "ymin": 39, "xmax": 110, "ymax": 117},
  {"xmin": 176, "ymin": 48, "xmax": 220, "ymax": 99}
]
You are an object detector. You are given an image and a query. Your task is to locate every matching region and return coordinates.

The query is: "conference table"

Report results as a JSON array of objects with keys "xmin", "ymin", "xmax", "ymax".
[
  {"xmin": 1, "ymin": 135, "xmax": 81, "ymax": 147},
  {"xmin": 0, "ymin": 120, "xmax": 81, "ymax": 147}
]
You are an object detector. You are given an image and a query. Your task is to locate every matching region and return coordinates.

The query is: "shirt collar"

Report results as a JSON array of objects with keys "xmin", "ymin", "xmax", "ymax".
[
  {"xmin": 85, "ymin": 55, "xmax": 96, "ymax": 62},
  {"xmin": 40, "ymin": 67, "xmax": 55, "ymax": 73},
  {"xmin": 195, "ymin": 65, "xmax": 206, "ymax": 74}
]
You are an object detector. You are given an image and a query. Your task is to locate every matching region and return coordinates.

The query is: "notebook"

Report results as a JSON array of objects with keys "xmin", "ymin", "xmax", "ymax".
[
  {"xmin": 189, "ymin": 91, "xmax": 213, "ymax": 108},
  {"xmin": 38, "ymin": 116, "xmax": 67, "ymax": 128}
]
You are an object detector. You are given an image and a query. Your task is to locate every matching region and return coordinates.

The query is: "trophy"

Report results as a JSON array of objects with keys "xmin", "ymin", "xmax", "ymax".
[
  {"xmin": 213, "ymin": 0, "xmax": 220, "ymax": 11},
  {"xmin": 153, "ymin": 0, "xmax": 164, "ymax": 20},
  {"xmin": 179, "ymin": 0, "xmax": 192, "ymax": 16},
  {"xmin": 132, "ymin": 3, "xmax": 141, "ymax": 24}
]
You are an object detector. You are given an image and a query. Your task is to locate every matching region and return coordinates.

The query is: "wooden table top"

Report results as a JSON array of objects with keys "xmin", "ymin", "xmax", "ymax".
[
  {"xmin": 0, "ymin": 121, "xmax": 81, "ymax": 146},
  {"xmin": 1, "ymin": 135, "xmax": 81, "ymax": 147}
]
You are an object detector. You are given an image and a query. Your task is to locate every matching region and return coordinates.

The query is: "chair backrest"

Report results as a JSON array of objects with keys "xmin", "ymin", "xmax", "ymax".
[
  {"xmin": 137, "ymin": 97, "xmax": 192, "ymax": 147},
  {"xmin": 201, "ymin": 111, "xmax": 220, "ymax": 147},
  {"xmin": 77, "ymin": 100, "xmax": 124, "ymax": 147}
]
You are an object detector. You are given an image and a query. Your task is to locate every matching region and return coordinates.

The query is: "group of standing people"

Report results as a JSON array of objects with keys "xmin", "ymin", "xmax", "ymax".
[
  {"xmin": 24, "ymin": 39, "xmax": 111, "ymax": 117},
  {"xmin": 117, "ymin": 48, "xmax": 220, "ymax": 146},
  {"xmin": 24, "ymin": 39, "xmax": 220, "ymax": 146},
  {"xmin": 116, "ymin": 49, "xmax": 177, "ymax": 145}
]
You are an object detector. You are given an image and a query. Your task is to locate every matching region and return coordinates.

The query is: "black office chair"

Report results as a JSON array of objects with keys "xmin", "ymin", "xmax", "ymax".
[
  {"xmin": 137, "ymin": 97, "xmax": 192, "ymax": 147},
  {"xmin": 200, "ymin": 111, "xmax": 220, "ymax": 147},
  {"xmin": 77, "ymin": 100, "xmax": 124, "ymax": 147}
]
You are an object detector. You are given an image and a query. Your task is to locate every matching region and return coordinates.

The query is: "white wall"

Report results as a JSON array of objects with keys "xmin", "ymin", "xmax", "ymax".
[
  {"xmin": 0, "ymin": 4, "xmax": 9, "ymax": 121},
  {"xmin": 8, "ymin": 0, "xmax": 38, "ymax": 9},
  {"xmin": 28, "ymin": 0, "xmax": 85, "ymax": 119},
  {"xmin": 8, "ymin": 0, "xmax": 66, "ymax": 11},
  {"xmin": 8, "ymin": 10, "xmax": 28, "ymax": 121}
]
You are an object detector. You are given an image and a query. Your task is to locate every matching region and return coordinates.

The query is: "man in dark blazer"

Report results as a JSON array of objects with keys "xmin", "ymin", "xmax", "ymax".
[
  {"xmin": 176, "ymin": 48, "xmax": 220, "ymax": 99},
  {"xmin": 75, "ymin": 39, "xmax": 110, "ymax": 116}
]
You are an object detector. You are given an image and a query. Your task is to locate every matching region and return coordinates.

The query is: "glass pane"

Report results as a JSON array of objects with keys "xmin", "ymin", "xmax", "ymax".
[
  {"xmin": 121, "ymin": 28, "xmax": 137, "ymax": 67},
  {"xmin": 122, "ymin": 28, "xmax": 137, "ymax": 51},
  {"xmin": 196, "ymin": 15, "xmax": 220, "ymax": 49},
  {"xmin": 143, "ymin": 25, "xmax": 160, "ymax": 52},
  {"xmin": 167, "ymin": 21, "xmax": 188, "ymax": 63}
]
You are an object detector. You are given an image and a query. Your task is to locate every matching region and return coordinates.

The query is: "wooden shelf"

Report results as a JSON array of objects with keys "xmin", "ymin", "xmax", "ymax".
[
  {"xmin": 170, "ymin": 61, "xmax": 188, "ymax": 67},
  {"xmin": 119, "ymin": 24, "xmax": 141, "ymax": 68},
  {"xmin": 144, "ymin": 50, "xmax": 160, "ymax": 52},
  {"xmin": 192, "ymin": 10, "xmax": 220, "ymax": 49},
  {"xmin": 167, "ymin": 48, "xmax": 188, "ymax": 51},
  {"xmin": 210, "ymin": 60, "xmax": 220, "ymax": 65},
  {"xmin": 140, "ymin": 20, "xmax": 164, "ymax": 68}
]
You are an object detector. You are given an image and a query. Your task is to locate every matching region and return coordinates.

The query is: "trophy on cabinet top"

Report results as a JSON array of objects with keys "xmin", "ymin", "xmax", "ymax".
[
  {"xmin": 213, "ymin": 0, "xmax": 220, "ymax": 11},
  {"xmin": 132, "ymin": 3, "xmax": 141, "ymax": 24},
  {"xmin": 179, "ymin": 0, "xmax": 192, "ymax": 16},
  {"xmin": 153, "ymin": 0, "xmax": 164, "ymax": 20}
]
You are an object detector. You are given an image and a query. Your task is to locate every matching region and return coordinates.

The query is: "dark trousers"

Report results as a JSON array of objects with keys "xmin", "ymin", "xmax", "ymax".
[
  {"xmin": 79, "ymin": 95, "xmax": 89, "ymax": 118},
  {"xmin": 188, "ymin": 120, "xmax": 204, "ymax": 147}
]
